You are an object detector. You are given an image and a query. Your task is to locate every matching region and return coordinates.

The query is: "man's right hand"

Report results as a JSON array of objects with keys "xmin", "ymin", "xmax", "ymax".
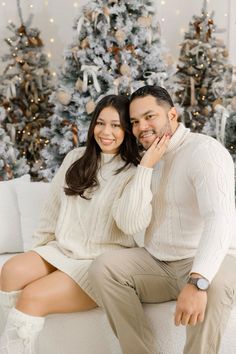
[{"xmin": 140, "ymin": 134, "xmax": 170, "ymax": 168}]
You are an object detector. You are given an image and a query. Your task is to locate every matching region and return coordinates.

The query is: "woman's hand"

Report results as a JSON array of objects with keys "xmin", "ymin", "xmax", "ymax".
[{"xmin": 140, "ymin": 134, "xmax": 170, "ymax": 168}]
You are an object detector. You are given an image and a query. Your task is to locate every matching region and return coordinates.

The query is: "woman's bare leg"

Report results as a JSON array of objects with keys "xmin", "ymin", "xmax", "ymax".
[
  {"xmin": 16, "ymin": 269, "xmax": 97, "ymax": 316},
  {"xmin": 0, "ymin": 251, "xmax": 56, "ymax": 291}
]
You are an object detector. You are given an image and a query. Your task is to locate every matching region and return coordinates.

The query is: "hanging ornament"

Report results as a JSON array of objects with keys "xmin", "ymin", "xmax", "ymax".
[
  {"xmin": 199, "ymin": 87, "xmax": 207, "ymax": 95},
  {"xmin": 81, "ymin": 37, "xmax": 89, "ymax": 49},
  {"xmin": 222, "ymin": 49, "xmax": 229, "ymax": 58},
  {"xmin": 137, "ymin": 16, "xmax": 152, "ymax": 28},
  {"xmin": 115, "ymin": 29, "xmax": 126, "ymax": 43},
  {"xmin": 71, "ymin": 124, "xmax": 79, "ymax": 146},
  {"xmin": 75, "ymin": 78, "xmax": 83, "ymax": 92},
  {"xmin": 212, "ymin": 98, "xmax": 222, "ymax": 111},
  {"xmin": 103, "ymin": 6, "xmax": 110, "ymax": 17},
  {"xmin": 86, "ymin": 100, "xmax": 96, "ymax": 114},
  {"xmin": 57, "ymin": 91, "xmax": 72, "ymax": 105},
  {"xmin": 81, "ymin": 65, "xmax": 101, "ymax": 93},
  {"xmin": 120, "ymin": 63, "xmax": 130, "ymax": 76}
]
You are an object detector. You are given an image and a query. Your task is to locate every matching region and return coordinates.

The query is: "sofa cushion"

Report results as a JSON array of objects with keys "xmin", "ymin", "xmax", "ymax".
[
  {"xmin": 0, "ymin": 175, "xmax": 30, "ymax": 254},
  {"xmin": 14, "ymin": 181, "xmax": 50, "ymax": 251}
]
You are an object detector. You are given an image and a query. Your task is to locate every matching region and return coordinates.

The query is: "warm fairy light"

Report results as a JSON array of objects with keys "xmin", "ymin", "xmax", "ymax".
[
  {"xmin": 161, "ymin": 18, "xmax": 165, "ymax": 22},
  {"xmin": 50, "ymin": 38, "xmax": 55, "ymax": 43},
  {"xmin": 73, "ymin": 2, "xmax": 78, "ymax": 7},
  {"xmin": 161, "ymin": 1, "xmax": 165, "ymax": 5},
  {"xmin": 176, "ymin": 10, "xmax": 180, "ymax": 15},
  {"xmin": 49, "ymin": 18, "xmax": 54, "ymax": 23},
  {"xmin": 224, "ymin": 13, "xmax": 228, "ymax": 17},
  {"xmin": 52, "ymin": 72, "xmax": 57, "ymax": 76},
  {"xmin": 44, "ymin": 0, "xmax": 48, "ymax": 5},
  {"xmin": 2, "ymin": 2, "xmax": 6, "ymax": 6},
  {"xmin": 30, "ymin": 4, "xmax": 34, "ymax": 8},
  {"xmin": 47, "ymin": 53, "xmax": 52, "ymax": 58}
]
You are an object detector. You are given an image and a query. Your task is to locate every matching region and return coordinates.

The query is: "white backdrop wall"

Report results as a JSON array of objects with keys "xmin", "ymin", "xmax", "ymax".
[{"xmin": 0, "ymin": 0, "xmax": 235, "ymax": 76}]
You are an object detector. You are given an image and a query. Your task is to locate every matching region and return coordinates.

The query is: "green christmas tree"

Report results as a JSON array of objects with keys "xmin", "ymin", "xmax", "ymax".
[
  {"xmin": 0, "ymin": 0, "xmax": 54, "ymax": 180},
  {"xmin": 41, "ymin": 0, "xmax": 177, "ymax": 180},
  {"xmin": 174, "ymin": 0, "xmax": 231, "ymax": 132}
]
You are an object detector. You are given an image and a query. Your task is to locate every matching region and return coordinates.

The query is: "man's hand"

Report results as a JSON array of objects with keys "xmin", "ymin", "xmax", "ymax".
[
  {"xmin": 140, "ymin": 134, "xmax": 170, "ymax": 168},
  {"xmin": 174, "ymin": 284, "xmax": 207, "ymax": 326}
]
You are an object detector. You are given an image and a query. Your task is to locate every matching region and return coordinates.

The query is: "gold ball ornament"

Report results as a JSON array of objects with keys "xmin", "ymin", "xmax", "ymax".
[
  {"xmin": 201, "ymin": 107, "xmax": 210, "ymax": 116},
  {"xmin": 75, "ymin": 78, "xmax": 83, "ymax": 92},
  {"xmin": 137, "ymin": 16, "xmax": 152, "ymax": 28},
  {"xmin": 231, "ymin": 96, "xmax": 236, "ymax": 111},
  {"xmin": 199, "ymin": 87, "xmax": 207, "ymax": 95},
  {"xmin": 57, "ymin": 91, "xmax": 71, "ymax": 105},
  {"xmin": 212, "ymin": 98, "xmax": 222, "ymax": 111},
  {"xmin": 115, "ymin": 29, "xmax": 126, "ymax": 43},
  {"xmin": 120, "ymin": 63, "xmax": 130, "ymax": 76},
  {"xmin": 81, "ymin": 37, "xmax": 89, "ymax": 49},
  {"xmin": 103, "ymin": 6, "xmax": 110, "ymax": 16},
  {"xmin": 86, "ymin": 100, "xmax": 96, "ymax": 114},
  {"xmin": 222, "ymin": 49, "xmax": 229, "ymax": 58}
]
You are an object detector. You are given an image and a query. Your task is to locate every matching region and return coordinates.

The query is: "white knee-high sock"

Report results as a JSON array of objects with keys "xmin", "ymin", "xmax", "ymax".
[
  {"xmin": 0, "ymin": 308, "xmax": 45, "ymax": 354},
  {"xmin": 0, "ymin": 290, "xmax": 22, "ymax": 331}
]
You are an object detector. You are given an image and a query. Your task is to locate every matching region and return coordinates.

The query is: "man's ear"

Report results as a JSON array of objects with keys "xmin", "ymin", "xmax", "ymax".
[{"xmin": 168, "ymin": 107, "xmax": 178, "ymax": 122}]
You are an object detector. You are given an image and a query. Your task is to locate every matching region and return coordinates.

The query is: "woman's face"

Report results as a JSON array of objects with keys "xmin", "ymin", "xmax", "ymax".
[{"xmin": 94, "ymin": 106, "xmax": 125, "ymax": 154}]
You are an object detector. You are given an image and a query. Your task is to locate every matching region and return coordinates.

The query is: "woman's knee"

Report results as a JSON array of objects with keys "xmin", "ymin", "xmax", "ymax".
[{"xmin": 1, "ymin": 256, "xmax": 28, "ymax": 291}]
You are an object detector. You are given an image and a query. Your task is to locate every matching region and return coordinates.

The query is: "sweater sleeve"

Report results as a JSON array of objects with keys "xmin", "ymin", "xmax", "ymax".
[
  {"xmin": 112, "ymin": 165, "xmax": 153, "ymax": 235},
  {"xmin": 32, "ymin": 148, "xmax": 84, "ymax": 248},
  {"xmin": 189, "ymin": 140, "xmax": 235, "ymax": 282}
]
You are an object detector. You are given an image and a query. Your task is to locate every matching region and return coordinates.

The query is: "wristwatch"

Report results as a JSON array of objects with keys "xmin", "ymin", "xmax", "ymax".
[{"xmin": 187, "ymin": 277, "xmax": 210, "ymax": 291}]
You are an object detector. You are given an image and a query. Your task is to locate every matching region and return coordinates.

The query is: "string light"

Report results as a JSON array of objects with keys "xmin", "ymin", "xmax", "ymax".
[
  {"xmin": 73, "ymin": 2, "xmax": 78, "ymax": 7},
  {"xmin": 2, "ymin": 2, "xmax": 6, "ymax": 6},
  {"xmin": 50, "ymin": 38, "xmax": 55, "ymax": 43},
  {"xmin": 49, "ymin": 18, "xmax": 54, "ymax": 23}
]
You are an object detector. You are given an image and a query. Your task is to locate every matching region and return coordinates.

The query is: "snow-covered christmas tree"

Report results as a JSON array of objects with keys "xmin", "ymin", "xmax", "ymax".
[
  {"xmin": 41, "ymin": 0, "xmax": 177, "ymax": 180},
  {"xmin": 174, "ymin": 0, "xmax": 232, "ymax": 133},
  {"xmin": 0, "ymin": 106, "xmax": 29, "ymax": 180},
  {"xmin": 0, "ymin": 0, "xmax": 54, "ymax": 180}
]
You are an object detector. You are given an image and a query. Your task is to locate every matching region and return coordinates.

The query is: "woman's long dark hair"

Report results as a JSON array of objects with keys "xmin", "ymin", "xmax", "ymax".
[{"xmin": 64, "ymin": 94, "xmax": 140, "ymax": 198}]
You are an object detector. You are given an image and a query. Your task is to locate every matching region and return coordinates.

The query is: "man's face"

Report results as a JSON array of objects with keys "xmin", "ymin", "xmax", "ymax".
[{"xmin": 129, "ymin": 95, "xmax": 178, "ymax": 149}]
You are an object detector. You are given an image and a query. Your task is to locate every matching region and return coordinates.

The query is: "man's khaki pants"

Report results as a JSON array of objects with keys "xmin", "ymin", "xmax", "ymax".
[{"xmin": 88, "ymin": 247, "xmax": 236, "ymax": 354}]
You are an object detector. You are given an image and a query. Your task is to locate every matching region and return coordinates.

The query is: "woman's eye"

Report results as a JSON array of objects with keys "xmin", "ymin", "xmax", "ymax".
[{"xmin": 112, "ymin": 124, "xmax": 121, "ymax": 128}]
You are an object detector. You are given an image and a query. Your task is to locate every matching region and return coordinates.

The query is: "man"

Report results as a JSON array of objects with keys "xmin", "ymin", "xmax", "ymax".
[{"xmin": 88, "ymin": 85, "xmax": 236, "ymax": 354}]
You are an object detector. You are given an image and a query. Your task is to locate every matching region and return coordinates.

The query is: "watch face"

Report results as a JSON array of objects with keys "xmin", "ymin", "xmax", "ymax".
[{"xmin": 197, "ymin": 278, "xmax": 209, "ymax": 290}]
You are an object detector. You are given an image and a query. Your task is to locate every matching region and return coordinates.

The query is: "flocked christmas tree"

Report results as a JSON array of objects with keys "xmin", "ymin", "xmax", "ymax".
[
  {"xmin": 174, "ymin": 0, "xmax": 232, "ymax": 133},
  {"xmin": 0, "ymin": 0, "xmax": 54, "ymax": 180},
  {"xmin": 0, "ymin": 106, "xmax": 29, "ymax": 180},
  {"xmin": 41, "ymin": 0, "xmax": 177, "ymax": 180}
]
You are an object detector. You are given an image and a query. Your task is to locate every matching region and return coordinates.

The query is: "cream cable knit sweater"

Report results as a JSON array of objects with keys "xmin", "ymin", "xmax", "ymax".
[
  {"xmin": 113, "ymin": 123, "xmax": 236, "ymax": 282},
  {"xmin": 33, "ymin": 147, "xmax": 137, "ymax": 258}
]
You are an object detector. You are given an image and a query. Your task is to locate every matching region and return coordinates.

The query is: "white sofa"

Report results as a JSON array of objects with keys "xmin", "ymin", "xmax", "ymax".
[{"xmin": 0, "ymin": 175, "xmax": 236, "ymax": 354}]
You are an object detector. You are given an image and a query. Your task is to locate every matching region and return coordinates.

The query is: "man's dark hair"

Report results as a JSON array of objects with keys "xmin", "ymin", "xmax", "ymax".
[{"xmin": 130, "ymin": 85, "xmax": 174, "ymax": 108}]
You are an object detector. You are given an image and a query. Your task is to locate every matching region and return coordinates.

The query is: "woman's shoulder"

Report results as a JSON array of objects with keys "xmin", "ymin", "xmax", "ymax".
[{"xmin": 60, "ymin": 147, "xmax": 86, "ymax": 171}]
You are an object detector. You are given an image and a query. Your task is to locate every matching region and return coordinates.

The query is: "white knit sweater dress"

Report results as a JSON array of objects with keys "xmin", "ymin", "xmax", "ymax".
[{"xmin": 33, "ymin": 147, "xmax": 137, "ymax": 299}]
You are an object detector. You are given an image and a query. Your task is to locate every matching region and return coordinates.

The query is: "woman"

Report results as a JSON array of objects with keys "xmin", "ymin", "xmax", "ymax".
[{"xmin": 0, "ymin": 94, "xmax": 140, "ymax": 353}]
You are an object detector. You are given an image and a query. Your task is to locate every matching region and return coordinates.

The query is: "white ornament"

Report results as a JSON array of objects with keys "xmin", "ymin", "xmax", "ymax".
[
  {"xmin": 81, "ymin": 65, "xmax": 101, "ymax": 93},
  {"xmin": 57, "ymin": 91, "xmax": 71, "ymax": 105}
]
